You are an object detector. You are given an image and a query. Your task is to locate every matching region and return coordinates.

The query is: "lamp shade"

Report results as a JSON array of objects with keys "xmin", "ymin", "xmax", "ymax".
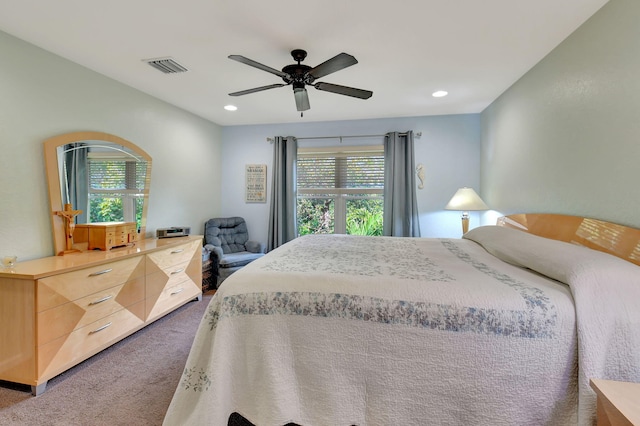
[{"xmin": 445, "ymin": 187, "xmax": 488, "ymax": 211}]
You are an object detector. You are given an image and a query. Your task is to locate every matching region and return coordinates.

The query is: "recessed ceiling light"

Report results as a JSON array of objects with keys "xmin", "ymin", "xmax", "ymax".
[
  {"xmin": 432, "ymin": 90, "xmax": 448, "ymax": 98},
  {"xmin": 224, "ymin": 105, "xmax": 238, "ymax": 111}
]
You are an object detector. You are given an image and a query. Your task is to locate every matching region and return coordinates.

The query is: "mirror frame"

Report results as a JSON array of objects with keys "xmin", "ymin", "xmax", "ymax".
[{"xmin": 44, "ymin": 131, "xmax": 152, "ymax": 255}]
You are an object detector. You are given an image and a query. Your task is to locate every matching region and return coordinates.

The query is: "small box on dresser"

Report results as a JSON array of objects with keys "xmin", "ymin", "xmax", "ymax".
[{"xmin": 74, "ymin": 221, "xmax": 137, "ymax": 251}]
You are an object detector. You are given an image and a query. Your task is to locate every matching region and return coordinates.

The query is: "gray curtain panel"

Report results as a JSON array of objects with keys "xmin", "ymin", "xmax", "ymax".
[
  {"xmin": 63, "ymin": 143, "xmax": 88, "ymax": 224},
  {"xmin": 267, "ymin": 136, "xmax": 298, "ymax": 251},
  {"xmin": 383, "ymin": 131, "xmax": 421, "ymax": 237}
]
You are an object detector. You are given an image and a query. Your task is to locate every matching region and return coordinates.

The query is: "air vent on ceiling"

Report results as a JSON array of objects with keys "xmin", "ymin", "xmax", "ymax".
[{"xmin": 144, "ymin": 57, "xmax": 189, "ymax": 74}]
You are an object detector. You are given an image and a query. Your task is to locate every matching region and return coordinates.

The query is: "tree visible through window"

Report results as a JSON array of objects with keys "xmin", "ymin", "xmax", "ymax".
[
  {"xmin": 88, "ymin": 155, "xmax": 147, "ymax": 230},
  {"xmin": 297, "ymin": 146, "xmax": 384, "ymax": 236}
]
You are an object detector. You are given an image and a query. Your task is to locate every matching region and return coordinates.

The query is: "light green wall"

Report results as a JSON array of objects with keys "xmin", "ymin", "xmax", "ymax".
[
  {"xmin": 481, "ymin": 0, "xmax": 640, "ymax": 228},
  {"xmin": 0, "ymin": 30, "xmax": 223, "ymax": 260}
]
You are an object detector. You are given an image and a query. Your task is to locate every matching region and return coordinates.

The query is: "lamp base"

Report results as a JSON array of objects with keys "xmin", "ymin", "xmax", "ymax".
[
  {"xmin": 461, "ymin": 217, "xmax": 470, "ymax": 234},
  {"xmin": 461, "ymin": 211, "xmax": 470, "ymax": 235}
]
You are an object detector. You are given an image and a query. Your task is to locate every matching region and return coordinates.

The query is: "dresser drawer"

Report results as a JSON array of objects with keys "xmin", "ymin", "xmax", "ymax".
[
  {"xmin": 38, "ymin": 300, "xmax": 145, "ymax": 380},
  {"xmin": 145, "ymin": 256, "xmax": 201, "ymax": 319},
  {"xmin": 37, "ymin": 256, "xmax": 145, "ymax": 312},
  {"xmin": 145, "ymin": 239, "xmax": 201, "ymax": 321},
  {"xmin": 37, "ymin": 277, "xmax": 145, "ymax": 346},
  {"xmin": 146, "ymin": 239, "xmax": 201, "ymax": 271},
  {"xmin": 145, "ymin": 277, "xmax": 201, "ymax": 321},
  {"xmin": 148, "ymin": 259, "xmax": 192, "ymax": 286}
]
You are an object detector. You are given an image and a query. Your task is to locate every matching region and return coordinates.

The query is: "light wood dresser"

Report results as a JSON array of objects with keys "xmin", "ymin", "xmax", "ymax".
[{"xmin": 0, "ymin": 235, "xmax": 202, "ymax": 396}]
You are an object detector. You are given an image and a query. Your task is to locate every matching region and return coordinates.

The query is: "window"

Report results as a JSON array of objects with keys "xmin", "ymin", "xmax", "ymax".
[
  {"xmin": 87, "ymin": 153, "xmax": 147, "ymax": 229},
  {"xmin": 297, "ymin": 145, "xmax": 384, "ymax": 236}
]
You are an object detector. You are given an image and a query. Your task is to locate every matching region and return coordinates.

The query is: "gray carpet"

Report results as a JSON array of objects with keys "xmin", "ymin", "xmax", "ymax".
[{"xmin": 0, "ymin": 295, "xmax": 212, "ymax": 426}]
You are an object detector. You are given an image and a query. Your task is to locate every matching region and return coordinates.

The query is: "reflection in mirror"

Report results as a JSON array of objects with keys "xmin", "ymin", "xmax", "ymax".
[
  {"xmin": 58, "ymin": 142, "xmax": 148, "ymax": 226},
  {"xmin": 44, "ymin": 132, "xmax": 152, "ymax": 255}
]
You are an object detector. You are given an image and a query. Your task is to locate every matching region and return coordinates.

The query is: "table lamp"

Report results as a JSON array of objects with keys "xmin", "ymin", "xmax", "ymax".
[{"xmin": 445, "ymin": 187, "xmax": 488, "ymax": 234}]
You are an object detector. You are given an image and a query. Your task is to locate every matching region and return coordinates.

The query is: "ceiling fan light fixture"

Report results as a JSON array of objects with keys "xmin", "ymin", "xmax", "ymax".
[
  {"xmin": 228, "ymin": 49, "xmax": 372, "ymax": 114},
  {"xmin": 294, "ymin": 87, "xmax": 310, "ymax": 111},
  {"xmin": 432, "ymin": 90, "xmax": 449, "ymax": 98},
  {"xmin": 224, "ymin": 105, "xmax": 238, "ymax": 111}
]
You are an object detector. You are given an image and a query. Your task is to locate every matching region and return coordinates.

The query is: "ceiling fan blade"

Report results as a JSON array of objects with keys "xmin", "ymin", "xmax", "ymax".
[
  {"xmin": 314, "ymin": 82, "xmax": 373, "ymax": 99},
  {"xmin": 294, "ymin": 87, "xmax": 310, "ymax": 111},
  {"xmin": 228, "ymin": 55, "xmax": 289, "ymax": 79},
  {"xmin": 229, "ymin": 83, "xmax": 286, "ymax": 96},
  {"xmin": 308, "ymin": 53, "xmax": 358, "ymax": 80}
]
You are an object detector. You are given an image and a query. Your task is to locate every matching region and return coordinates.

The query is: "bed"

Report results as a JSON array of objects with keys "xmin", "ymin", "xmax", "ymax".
[{"xmin": 164, "ymin": 214, "xmax": 640, "ymax": 426}]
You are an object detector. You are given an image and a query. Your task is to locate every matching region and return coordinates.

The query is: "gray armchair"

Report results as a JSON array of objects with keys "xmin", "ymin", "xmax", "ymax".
[{"xmin": 204, "ymin": 217, "xmax": 265, "ymax": 287}]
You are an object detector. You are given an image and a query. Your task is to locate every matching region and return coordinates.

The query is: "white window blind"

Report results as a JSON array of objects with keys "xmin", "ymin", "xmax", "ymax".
[
  {"xmin": 88, "ymin": 159, "xmax": 146, "ymax": 192},
  {"xmin": 296, "ymin": 145, "xmax": 384, "ymax": 235},
  {"xmin": 297, "ymin": 148, "xmax": 384, "ymax": 194}
]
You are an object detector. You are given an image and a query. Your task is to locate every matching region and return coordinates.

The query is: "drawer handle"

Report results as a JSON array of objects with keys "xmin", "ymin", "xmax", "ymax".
[
  {"xmin": 171, "ymin": 288, "xmax": 184, "ymax": 296},
  {"xmin": 89, "ymin": 322, "xmax": 112, "ymax": 334},
  {"xmin": 89, "ymin": 268, "xmax": 113, "ymax": 277},
  {"xmin": 171, "ymin": 249, "xmax": 184, "ymax": 254},
  {"xmin": 89, "ymin": 295, "xmax": 113, "ymax": 305},
  {"xmin": 171, "ymin": 268, "xmax": 185, "ymax": 275}
]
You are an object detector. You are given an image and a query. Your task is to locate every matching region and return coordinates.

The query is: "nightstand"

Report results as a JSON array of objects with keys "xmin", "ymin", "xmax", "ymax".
[
  {"xmin": 590, "ymin": 379, "xmax": 640, "ymax": 425},
  {"xmin": 202, "ymin": 259, "xmax": 215, "ymax": 292}
]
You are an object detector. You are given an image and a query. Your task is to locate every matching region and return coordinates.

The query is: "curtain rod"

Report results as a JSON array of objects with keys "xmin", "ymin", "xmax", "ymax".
[{"xmin": 266, "ymin": 131, "xmax": 421, "ymax": 143}]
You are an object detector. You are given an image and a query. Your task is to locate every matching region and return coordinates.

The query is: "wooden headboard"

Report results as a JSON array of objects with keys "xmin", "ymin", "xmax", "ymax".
[{"xmin": 497, "ymin": 213, "xmax": 640, "ymax": 267}]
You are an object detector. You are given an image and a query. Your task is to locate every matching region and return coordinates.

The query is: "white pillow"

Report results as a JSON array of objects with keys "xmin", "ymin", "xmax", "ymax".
[{"xmin": 463, "ymin": 225, "xmax": 634, "ymax": 284}]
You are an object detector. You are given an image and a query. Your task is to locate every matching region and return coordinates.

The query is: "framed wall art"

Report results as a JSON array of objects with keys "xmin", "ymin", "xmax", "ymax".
[{"xmin": 245, "ymin": 164, "xmax": 267, "ymax": 203}]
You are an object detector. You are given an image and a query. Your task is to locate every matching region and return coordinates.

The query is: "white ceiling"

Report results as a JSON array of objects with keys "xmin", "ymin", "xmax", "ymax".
[{"xmin": 0, "ymin": 0, "xmax": 609, "ymax": 126}]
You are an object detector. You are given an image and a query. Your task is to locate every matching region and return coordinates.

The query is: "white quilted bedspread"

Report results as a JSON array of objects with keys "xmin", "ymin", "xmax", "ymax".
[{"xmin": 164, "ymin": 227, "xmax": 638, "ymax": 425}]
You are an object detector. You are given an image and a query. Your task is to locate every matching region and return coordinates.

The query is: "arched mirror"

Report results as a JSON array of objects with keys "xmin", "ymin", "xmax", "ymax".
[{"xmin": 44, "ymin": 131, "xmax": 152, "ymax": 255}]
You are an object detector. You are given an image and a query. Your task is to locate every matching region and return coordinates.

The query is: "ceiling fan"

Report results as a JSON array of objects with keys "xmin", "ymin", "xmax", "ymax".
[{"xmin": 228, "ymin": 49, "xmax": 373, "ymax": 114}]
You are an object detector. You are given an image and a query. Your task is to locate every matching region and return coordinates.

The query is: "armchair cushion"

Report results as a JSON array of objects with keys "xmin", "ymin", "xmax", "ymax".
[
  {"xmin": 219, "ymin": 251, "xmax": 265, "ymax": 269},
  {"xmin": 245, "ymin": 240, "xmax": 266, "ymax": 254}
]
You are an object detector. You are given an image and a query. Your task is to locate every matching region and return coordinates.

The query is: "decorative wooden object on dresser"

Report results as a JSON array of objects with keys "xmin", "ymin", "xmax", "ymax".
[
  {"xmin": 0, "ymin": 235, "xmax": 203, "ymax": 396},
  {"xmin": 73, "ymin": 221, "xmax": 138, "ymax": 251}
]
